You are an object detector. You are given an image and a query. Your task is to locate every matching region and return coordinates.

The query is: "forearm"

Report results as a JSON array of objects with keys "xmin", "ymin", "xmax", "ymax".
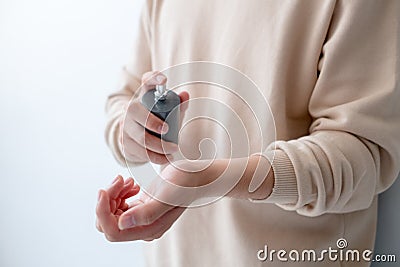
[
  {"xmin": 187, "ymin": 155, "xmax": 275, "ymax": 201},
  {"xmin": 226, "ymin": 155, "xmax": 275, "ymax": 200}
]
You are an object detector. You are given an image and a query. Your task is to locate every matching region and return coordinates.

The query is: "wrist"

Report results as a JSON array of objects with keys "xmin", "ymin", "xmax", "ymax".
[
  {"xmin": 165, "ymin": 155, "xmax": 274, "ymax": 202},
  {"xmin": 227, "ymin": 155, "xmax": 274, "ymax": 200},
  {"xmin": 167, "ymin": 159, "xmax": 224, "ymax": 187}
]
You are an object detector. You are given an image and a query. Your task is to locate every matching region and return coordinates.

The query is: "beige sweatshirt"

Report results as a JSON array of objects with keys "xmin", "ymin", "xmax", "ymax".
[{"xmin": 105, "ymin": 0, "xmax": 400, "ymax": 266}]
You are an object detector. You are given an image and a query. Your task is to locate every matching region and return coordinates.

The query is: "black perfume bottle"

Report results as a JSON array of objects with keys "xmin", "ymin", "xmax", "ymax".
[{"xmin": 141, "ymin": 84, "xmax": 181, "ymax": 143}]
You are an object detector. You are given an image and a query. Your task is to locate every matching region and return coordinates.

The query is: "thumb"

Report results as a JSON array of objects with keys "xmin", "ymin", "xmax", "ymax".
[{"xmin": 118, "ymin": 200, "xmax": 172, "ymax": 230}]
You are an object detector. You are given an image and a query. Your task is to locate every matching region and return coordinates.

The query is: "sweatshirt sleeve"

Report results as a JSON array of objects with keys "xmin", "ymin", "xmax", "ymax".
[
  {"xmin": 105, "ymin": 0, "xmax": 153, "ymax": 165},
  {"xmin": 252, "ymin": 0, "xmax": 400, "ymax": 216}
]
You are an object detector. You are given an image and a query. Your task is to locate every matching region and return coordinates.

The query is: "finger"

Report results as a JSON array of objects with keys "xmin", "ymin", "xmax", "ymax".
[
  {"xmin": 124, "ymin": 177, "xmax": 134, "ymax": 185},
  {"xmin": 118, "ymin": 184, "xmax": 141, "ymax": 211},
  {"xmin": 96, "ymin": 190, "xmax": 104, "ymax": 232},
  {"xmin": 115, "ymin": 179, "xmax": 138, "ymax": 209},
  {"xmin": 118, "ymin": 199, "xmax": 173, "ymax": 230},
  {"xmin": 107, "ymin": 175, "xmax": 124, "ymax": 199},
  {"xmin": 116, "ymin": 198, "xmax": 122, "ymax": 209},
  {"xmin": 115, "ymin": 209, "xmax": 124, "ymax": 216},
  {"xmin": 96, "ymin": 190, "xmax": 120, "ymax": 240},
  {"xmin": 126, "ymin": 101, "xmax": 168, "ymax": 134},
  {"xmin": 144, "ymin": 131, "xmax": 179, "ymax": 154},
  {"xmin": 118, "ymin": 207, "xmax": 185, "ymax": 242},
  {"xmin": 111, "ymin": 175, "xmax": 120, "ymax": 184},
  {"xmin": 122, "ymin": 118, "xmax": 145, "ymax": 141},
  {"xmin": 142, "ymin": 71, "xmax": 167, "ymax": 91},
  {"xmin": 142, "ymin": 131, "xmax": 178, "ymax": 155},
  {"xmin": 178, "ymin": 91, "xmax": 189, "ymax": 112},
  {"xmin": 96, "ymin": 219, "xmax": 103, "ymax": 233},
  {"xmin": 126, "ymin": 124, "xmax": 178, "ymax": 155},
  {"xmin": 118, "ymin": 178, "xmax": 134, "ymax": 198},
  {"xmin": 117, "ymin": 191, "xmax": 140, "ymax": 212},
  {"xmin": 120, "ymin": 184, "xmax": 140, "ymax": 201},
  {"xmin": 121, "ymin": 186, "xmax": 141, "ymax": 200},
  {"xmin": 122, "ymin": 136, "xmax": 171, "ymax": 164},
  {"xmin": 120, "ymin": 202, "xmax": 129, "ymax": 211},
  {"xmin": 146, "ymin": 149, "xmax": 171, "ymax": 165},
  {"xmin": 110, "ymin": 199, "xmax": 117, "ymax": 214},
  {"xmin": 121, "ymin": 135, "xmax": 150, "ymax": 163},
  {"xmin": 96, "ymin": 190, "xmax": 111, "ymax": 218}
]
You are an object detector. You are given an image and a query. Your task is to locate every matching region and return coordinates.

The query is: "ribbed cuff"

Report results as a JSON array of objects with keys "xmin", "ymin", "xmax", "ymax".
[{"xmin": 249, "ymin": 150, "xmax": 298, "ymax": 204}]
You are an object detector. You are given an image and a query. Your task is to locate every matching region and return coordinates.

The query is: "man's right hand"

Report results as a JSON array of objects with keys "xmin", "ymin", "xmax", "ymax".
[{"xmin": 120, "ymin": 71, "xmax": 189, "ymax": 165}]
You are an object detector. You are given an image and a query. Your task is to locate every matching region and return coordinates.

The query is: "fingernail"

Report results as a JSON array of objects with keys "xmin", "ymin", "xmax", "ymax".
[
  {"xmin": 119, "ymin": 215, "xmax": 136, "ymax": 230},
  {"xmin": 98, "ymin": 191, "xmax": 102, "ymax": 201},
  {"xmin": 159, "ymin": 124, "xmax": 169, "ymax": 134},
  {"xmin": 124, "ymin": 177, "xmax": 133, "ymax": 185},
  {"xmin": 156, "ymin": 74, "xmax": 165, "ymax": 83}
]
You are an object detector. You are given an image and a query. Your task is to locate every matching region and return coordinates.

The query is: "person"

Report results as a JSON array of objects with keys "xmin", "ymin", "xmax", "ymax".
[{"xmin": 96, "ymin": 0, "xmax": 400, "ymax": 266}]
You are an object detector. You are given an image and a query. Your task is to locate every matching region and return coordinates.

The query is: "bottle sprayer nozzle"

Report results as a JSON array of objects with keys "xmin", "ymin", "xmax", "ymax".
[
  {"xmin": 141, "ymin": 82, "xmax": 181, "ymax": 143},
  {"xmin": 155, "ymin": 84, "xmax": 167, "ymax": 101}
]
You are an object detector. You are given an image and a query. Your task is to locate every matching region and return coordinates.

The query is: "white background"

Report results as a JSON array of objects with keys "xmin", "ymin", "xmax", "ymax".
[
  {"xmin": 0, "ymin": 0, "xmax": 146, "ymax": 266},
  {"xmin": 0, "ymin": 0, "xmax": 399, "ymax": 266}
]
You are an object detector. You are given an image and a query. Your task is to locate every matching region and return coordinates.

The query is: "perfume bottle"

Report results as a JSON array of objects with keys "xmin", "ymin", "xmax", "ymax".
[{"xmin": 141, "ymin": 84, "xmax": 181, "ymax": 143}]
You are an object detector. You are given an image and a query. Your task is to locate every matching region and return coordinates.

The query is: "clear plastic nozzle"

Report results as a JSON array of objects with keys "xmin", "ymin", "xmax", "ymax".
[{"xmin": 154, "ymin": 84, "xmax": 167, "ymax": 101}]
